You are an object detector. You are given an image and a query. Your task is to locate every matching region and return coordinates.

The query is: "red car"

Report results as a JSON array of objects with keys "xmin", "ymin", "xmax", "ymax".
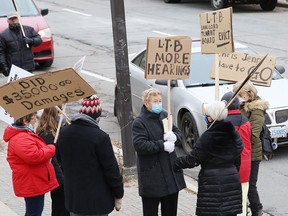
[{"xmin": 0, "ymin": 0, "xmax": 54, "ymax": 67}]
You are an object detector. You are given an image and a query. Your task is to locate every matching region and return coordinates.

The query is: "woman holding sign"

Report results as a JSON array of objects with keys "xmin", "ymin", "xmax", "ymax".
[
  {"xmin": 174, "ymin": 101, "xmax": 243, "ymax": 216},
  {"xmin": 233, "ymin": 80, "xmax": 269, "ymax": 216},
  {"xmin": 132, "ymin": 88, "xmax": 186, "ymax": 216},
  {"xmin": 3, "ymin": 112, "xmax": 58, "ymax": 216},
  {"xmin": 36, "ymin": 107, "xmax": 70, "ymax": 216}
]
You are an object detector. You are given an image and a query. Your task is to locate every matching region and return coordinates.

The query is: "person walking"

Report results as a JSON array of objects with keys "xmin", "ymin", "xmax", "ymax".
[
  {"xmin": 174, "ymin": 101, "xmax": 243, "ymax": 216},
  {"xmin": 221, "ymin": 91, "xmax": 252, "ymax": 216},
  {"xmin": 233, "ymin": 80, "xmax": 269, "ymax": 216},
  {"xmin": 3, "ymin": 112, "xmax": 59, "ymax": 216},
  {"xmin": 132, "ymin": 88, "xmax": 186, "ymax": 216},
  {"xmin": 0, "ymin": 11, "xmax": 42, "ymax": 76},
  {"xmin": 36, "ymin": 107, "xmax": 70, "ymax": 216},
  {"xmin": 56, "ymin": 95, "xmax": 124, "ymax": 216}
]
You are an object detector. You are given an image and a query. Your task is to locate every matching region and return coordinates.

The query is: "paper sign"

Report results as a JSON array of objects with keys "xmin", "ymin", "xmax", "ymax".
[
  {"xmin": 145, "ymin": 36, "xmax": 192, "ymax": 80},
  {"xmin": 162, "ymin": 115, "xmax": 173, "ymax": 133},
  {"xmin": 73, "ymin": 56, "xmax": 86, "ymax": 73},
  {"xmin": 0, "ymin": 68, "xmax": 96, "ymax": 119},
  {"xmin": 0, "ymin": 65, "xmax": 34, "ymax": 124},
  {"xmin": 200, "ymin": 7, "xmax": 234, "ymax": 54},
  {"xmin": 211, "ymin": 52, "xmax": 276, "ymax": 87}
]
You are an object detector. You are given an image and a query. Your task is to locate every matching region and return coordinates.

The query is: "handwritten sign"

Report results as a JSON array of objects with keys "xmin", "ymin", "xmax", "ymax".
[
  {"xmin": 0, "ymin": 65, "xmax": 34, "ymax": 124},
  {"xmin": 200, "ymin": 7, "xmax": 234, "ymax": 54},
  {"xmin": 211, "ymin": 52, "xmax": 276, "ymax": 87},
  {"xmin": 0, "ymin": 68, "xmax": 96, "ymax": 119},
  {"xmin": 145, "ymin": 36, "xmax": 192, "ymax": 80}
]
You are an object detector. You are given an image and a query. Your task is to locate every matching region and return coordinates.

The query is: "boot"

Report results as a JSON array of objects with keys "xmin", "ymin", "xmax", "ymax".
[{"xmin": 251, "ymin": 209, "xmax": 263, "ymax": 216}]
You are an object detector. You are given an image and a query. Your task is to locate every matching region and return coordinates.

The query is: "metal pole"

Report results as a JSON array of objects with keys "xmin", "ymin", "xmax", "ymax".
[{"xmin": 110, "ymin": 0, "xmax": 136, "ymax": 169}]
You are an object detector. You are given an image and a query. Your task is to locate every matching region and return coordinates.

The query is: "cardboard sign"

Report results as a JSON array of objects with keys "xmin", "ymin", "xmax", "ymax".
[
  {"xmin": 211, "ymin": 52, "xmax": 276, "ymax": 87},
  {"xmin": 200, "ymin": 7, "xmax": 234, "ymax": 54},
  {"xmin": 145, "ymin": 36, "xmax": 192, "ymax": 80},
  {"xmin": 0, "ymin": 65, "xmax": 34, "ymax": 124},
  {"xmin": 0, "ymin": 68, "xmax": 96, "ymax": 119}
]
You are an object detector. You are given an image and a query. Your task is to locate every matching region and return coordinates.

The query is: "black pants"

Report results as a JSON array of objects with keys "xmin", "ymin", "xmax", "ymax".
[
  {"xmin": 141, "ymin": 192, "xmax": 179, "ymax": 216},
  {"xmin": 51, "ymin": 185, "xmax": 70, "ymax": 216},
  {"xmin": 24, "ymin": 194, "xmax": 44, "ymax": 216},
  {"xmin": 248, "ymin": 160, "xmax": 263, "ymax": 212}
]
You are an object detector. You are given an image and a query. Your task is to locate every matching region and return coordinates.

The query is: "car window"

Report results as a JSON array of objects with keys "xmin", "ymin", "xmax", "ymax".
[
  {"xmin": 132, "ymin": 51, "xmax": 146, "ymax": 70},
  {"xmin": 0, "ymin": 0, "xmax": 39, "ymax": 17}
]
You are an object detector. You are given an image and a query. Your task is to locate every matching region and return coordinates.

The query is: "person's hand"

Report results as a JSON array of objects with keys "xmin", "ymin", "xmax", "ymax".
[
  {"xmin": 164, "ymin": 141, "xmax": 175, "ymax": 153},
  {"xmin": 2, "ymin": 67, "xmax": 10, "ymax": 77},
  {"xmin": 23, "ymin": 37, "xmax": 34, "ymax": 45},
  {"xmin": 114, "ymin": 198, "xmax": 122, "ymax": 211},
  {"xmin": 164, "ymin": 131, "xmax": 177, "ymax": 142}
]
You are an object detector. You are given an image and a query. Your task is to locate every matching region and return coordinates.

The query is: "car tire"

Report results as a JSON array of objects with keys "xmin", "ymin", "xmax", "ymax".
[
  {"xmin": 210, "ymin": 0, "xmax": 228, "ymax": 10},
  {"xmin": 164, "ymin": 0, "xmax": 181, "ymax": 3},
  {"xmin": 38, "ymin": 60, "xmax": 53, "ymax": 67},
  {"xmin": 180, "ymin": 112, "xmax": 199, "ymax": 154},
  {"xmin": 260, "ymin": 0, "xmax": 277, "ymax": 11}
]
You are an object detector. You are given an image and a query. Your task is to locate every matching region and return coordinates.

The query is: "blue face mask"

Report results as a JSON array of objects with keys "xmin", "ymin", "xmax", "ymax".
[
  {"xmin": 151, "ymin": 103, "xmax": 162, "ymax": 114},
  {"xmin": 27, "ymin": 124, "xmax": 34, "ymax": 132},
  {"xmin": 204, "ymin": 115, "xmax": 209, "ymax": 125},
  {"xmin": 57, "ymin": 116, "xmax": 66, "ymax": 124}
]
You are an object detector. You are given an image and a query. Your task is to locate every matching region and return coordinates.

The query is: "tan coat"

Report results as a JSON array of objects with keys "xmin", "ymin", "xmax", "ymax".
[{"xmin": 240, "ymin": 96, "xmax": 269, "ymax": 161}]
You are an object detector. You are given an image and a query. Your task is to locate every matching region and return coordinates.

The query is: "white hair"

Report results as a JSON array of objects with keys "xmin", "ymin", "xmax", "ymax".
[{"xmin": 205, "ymin": 101, "xmax": 227, "ymax": 121}]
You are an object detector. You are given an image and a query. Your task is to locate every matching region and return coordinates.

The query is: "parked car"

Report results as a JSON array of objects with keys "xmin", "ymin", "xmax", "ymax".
[
  {"xmin": 114, "ymin": 39, "xmax": 288, "ymax": 153},
  {"xmin": 164, "ymin": 0, "xmax": 277, "ymax": 11},
  {"xmin": 0, "ymin": 0, "xmax": 54, "ymax": 67}
]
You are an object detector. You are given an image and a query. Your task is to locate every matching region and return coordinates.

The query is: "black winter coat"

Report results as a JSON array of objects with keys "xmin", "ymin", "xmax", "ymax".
[
  {"xmin": 38, "ymin": 130, "xmax": 64, "ymax": 186},
  {"xmin": 132, "ymin": 106, "xmax": 186, "ymax": 198},
  {"xmin": 0, "ymin": 25, "xmax": 42, "ymax": 73},
  {"xmin": 56, "ymin": 114, "xmax": 124, "ymax": 215},
  {"xmin": 174, "ymin": 121, "xmax": 243, "ymax": 216}
]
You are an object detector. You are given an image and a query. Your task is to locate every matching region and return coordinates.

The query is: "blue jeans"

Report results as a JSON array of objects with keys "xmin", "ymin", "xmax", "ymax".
[{"xmin": 24, "ymin": 194, "xmax": 45, "ymax": 216}]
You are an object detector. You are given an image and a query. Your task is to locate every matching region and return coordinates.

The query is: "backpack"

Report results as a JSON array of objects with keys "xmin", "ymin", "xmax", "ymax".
[{"xmin": 260, "ymin": 124, "xmax": 274, "ymax": 161}]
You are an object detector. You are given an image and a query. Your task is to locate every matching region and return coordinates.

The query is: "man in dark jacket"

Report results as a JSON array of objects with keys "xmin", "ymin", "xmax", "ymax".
[
  {"xmin": 0, "ymin": 12, "xmax": 42, "ymax": 76},
  {"xmin": 56, "ymin": 95, "xmax": 124, "ymax": 216},
  {"xmin": 132, "ymin": 88, "xmax": 186, "ymax": 216}
]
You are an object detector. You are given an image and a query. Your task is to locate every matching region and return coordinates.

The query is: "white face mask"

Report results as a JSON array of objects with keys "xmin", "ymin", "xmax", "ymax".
[{"xmin": 238, "ymin": 97, "xmax": 245, "ymax": 103}]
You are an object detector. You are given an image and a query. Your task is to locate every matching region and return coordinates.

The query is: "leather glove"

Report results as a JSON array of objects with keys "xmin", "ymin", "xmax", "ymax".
[
  {"xmin": 164, "ymin": 141, "xmax": 175, "ymax": 153},
  {"xmin": 115, "ymin": 198, "xmax": 122, "ymax": 211},
  {"xmin": 23, "ymin": 37, "xmax": 34, "ymax": 45},
  {"xmin": 164, "ymin": 131, "xmax": 177, "ymax": 142}
]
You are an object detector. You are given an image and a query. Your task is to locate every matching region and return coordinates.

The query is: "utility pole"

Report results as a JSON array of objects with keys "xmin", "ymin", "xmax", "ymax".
[{"xmin": 110, "ymin": 0, "xmax": 136, "ymax": 173}]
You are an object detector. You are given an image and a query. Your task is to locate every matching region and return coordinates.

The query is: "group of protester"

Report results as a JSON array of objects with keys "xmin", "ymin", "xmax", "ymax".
[
  {"xmin": 2, "ymin": 78, "xmax": 268, "ymax": 216},
  {"xmin": 133, "ymin": 82, "xmax": 267, "ymax": 216},
  {"xmin": 1, "ymin": 9, "xmax": 268, "ymax": 216}
]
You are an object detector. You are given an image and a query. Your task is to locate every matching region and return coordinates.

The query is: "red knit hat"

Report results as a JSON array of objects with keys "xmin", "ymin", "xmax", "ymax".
[{"xmin": 80, "ymin": 95, "xmax": 102, "ymax": 119}]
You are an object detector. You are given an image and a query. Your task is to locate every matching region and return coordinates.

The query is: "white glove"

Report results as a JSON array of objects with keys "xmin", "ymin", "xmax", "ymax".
[
  {"xmin": 164, "ymin": 131, "xmax": 177, "ymax": 142},
  {"xmin": 164, "ymin": 141, "xmax": 175, "ymax": 153},
  {"xmin": 115, "ymin": 198, "xmax": 122, "ymax": 211}
]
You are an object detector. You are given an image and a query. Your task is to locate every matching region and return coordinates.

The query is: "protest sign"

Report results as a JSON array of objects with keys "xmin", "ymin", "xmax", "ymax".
[
  {"xmin": 0, "ymin": 68, "xmax": 96, "ymax": 119},
  {"xmin": 145, "ymin": 36, "xmax": 192, "ymax": 80},
  {"xmin": 0, "ymin": 65, "xmax": 34, "ymax": 124},
  {"xmin": 211, "ymin": 52, "xmax": 276, "ymax": 87},
  {"xmin": 200, "ymin": 7, "xmax": 234, "ymax": 54},
  {"xmin": 73, "ymin": 56, "xmax": 86, "ymax": 73}
]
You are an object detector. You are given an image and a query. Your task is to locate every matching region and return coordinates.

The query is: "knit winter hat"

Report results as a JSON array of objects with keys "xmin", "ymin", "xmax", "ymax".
[
  {"xmin": 80, "ymin": 95, "xmax": 102, "ymax": 119},
  {"xmin": 221, "ymin": 91, "xmax": 240, "ymax": 110}
]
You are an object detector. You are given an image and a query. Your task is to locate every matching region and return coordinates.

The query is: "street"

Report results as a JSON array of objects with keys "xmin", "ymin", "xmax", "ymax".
[{"xmin": 1, "ymin": 0, "xmax": 288, "ymax": 215}]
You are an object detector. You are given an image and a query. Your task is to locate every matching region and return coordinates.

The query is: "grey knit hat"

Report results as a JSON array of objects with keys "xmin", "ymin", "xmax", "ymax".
[{"xmin": 221, "ymin": 91, "xmax": 240, "ymax": 110}]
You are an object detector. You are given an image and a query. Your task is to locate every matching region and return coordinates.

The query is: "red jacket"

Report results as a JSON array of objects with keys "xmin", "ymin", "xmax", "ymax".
[
  {"xmin": 227, "ymin": 110, "xmax": 252, "ymax": 183},
  {"xmin": 3, "ymin": 125, "xmax": 59, "ymax": 197}
]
